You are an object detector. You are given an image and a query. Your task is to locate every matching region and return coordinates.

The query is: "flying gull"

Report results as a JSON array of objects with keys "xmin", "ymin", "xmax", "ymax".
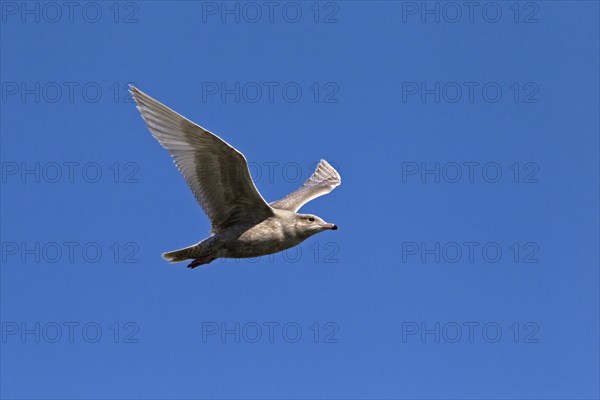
[{"xmin": 130, "ymin": 86, "xmax": 341, "ymax": 268}]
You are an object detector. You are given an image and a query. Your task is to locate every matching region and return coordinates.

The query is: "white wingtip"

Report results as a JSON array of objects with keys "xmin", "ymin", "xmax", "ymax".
[{"xmin": 317, "ymin": 159, "xmax": 341, "ymax": 185}]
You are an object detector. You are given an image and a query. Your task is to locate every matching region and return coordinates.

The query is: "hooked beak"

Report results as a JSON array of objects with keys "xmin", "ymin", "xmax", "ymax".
[{"xmin": 322, "ymin": 223, "xmax": 338, "ymax": 230}]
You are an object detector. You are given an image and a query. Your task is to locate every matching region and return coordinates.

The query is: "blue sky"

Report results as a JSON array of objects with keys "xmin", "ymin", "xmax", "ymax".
[{"xmin": 1, "ymin": 1, "xmax": 598, "ymax": 399}]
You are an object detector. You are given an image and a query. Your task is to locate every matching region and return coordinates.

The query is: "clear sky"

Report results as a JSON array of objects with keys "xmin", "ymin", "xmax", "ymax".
[{"xmin": 1, "ymin": 1, "xmax": 599, "ymax": 399}]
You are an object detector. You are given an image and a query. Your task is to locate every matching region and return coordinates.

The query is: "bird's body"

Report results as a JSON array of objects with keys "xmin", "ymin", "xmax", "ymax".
[
  {"xmin": 130, "ymin": 86, "xmax": 341, "ymax": 268},
  {"xmin": 163, "ymin": 209, "xmax": 319, "ymax": 266}
]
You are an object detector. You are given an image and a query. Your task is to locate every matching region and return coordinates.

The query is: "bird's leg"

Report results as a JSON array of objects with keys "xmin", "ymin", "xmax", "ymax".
[{"xmin": 187, "ymin": 255, "xmax": 216, "ymax": 269}]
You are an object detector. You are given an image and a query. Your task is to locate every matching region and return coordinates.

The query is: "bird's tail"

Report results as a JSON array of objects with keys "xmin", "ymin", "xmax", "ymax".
[{"xmin": 162, "ymin": 245, "xmax": 197, "ymax": 263}]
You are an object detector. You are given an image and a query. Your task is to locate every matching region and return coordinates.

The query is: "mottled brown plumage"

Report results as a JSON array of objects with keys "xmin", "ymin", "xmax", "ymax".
[{"xmin": 130, "ymin": 86, "xmax": 341, "ymax": 268}]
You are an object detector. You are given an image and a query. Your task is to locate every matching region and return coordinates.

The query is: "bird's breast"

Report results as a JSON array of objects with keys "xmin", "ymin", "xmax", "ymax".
[{"xmin": 227, "ymin": 217, "xmax": 302, "ymax": 257}]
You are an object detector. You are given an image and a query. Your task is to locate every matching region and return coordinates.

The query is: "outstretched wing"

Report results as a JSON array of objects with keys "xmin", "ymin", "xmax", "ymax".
[
  {"xmin": 270, "ymin": 159, "xmax": 341, "ymax": 212},
  {"xmin": 130, "ymin": 86, "xmax": 273, "ymax": 232}
]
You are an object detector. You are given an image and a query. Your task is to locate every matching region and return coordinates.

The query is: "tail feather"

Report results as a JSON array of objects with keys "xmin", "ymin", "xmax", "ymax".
[{"xmin": 162, "ymin": 246, "xmax": 196, "ymax": 263}]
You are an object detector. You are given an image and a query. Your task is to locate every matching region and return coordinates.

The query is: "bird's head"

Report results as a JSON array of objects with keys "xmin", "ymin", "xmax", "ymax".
[{"xmin": 293, "ymin": 213, "xmax": 338, "ymax": 238}]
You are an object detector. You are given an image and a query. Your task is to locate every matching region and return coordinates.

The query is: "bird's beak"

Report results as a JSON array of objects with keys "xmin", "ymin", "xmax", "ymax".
[{"xmin": 322, "ymin": 223, "xmax": 338, "ymax": 230}]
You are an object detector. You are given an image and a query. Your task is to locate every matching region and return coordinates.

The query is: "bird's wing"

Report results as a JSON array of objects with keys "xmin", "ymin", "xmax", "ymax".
[
  {"xmin": 130, "ymin": 86, "xmax": 273, "ymax": 232},
  {"xmin": 270, "ymin": 159, "xmax": 341, "ymax": 212}
]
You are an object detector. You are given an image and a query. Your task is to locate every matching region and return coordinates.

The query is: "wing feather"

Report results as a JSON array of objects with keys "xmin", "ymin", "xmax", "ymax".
[
  {"xmin": 270, "ymin": 159, "xmax": 341, "ymax": 212},
  {"xmin": 130, "ymin": 86, "xmax": 273, "ymax": 232}
]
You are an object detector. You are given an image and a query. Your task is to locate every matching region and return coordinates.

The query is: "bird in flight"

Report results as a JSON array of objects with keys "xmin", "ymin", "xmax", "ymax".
[{"xmin": 130, "ymin": 86, "xmax": 341, "ymax": 268}]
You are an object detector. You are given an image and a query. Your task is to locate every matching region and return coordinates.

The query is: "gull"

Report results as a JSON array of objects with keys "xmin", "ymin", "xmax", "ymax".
[{"xmin": 130, "ymin": 86, "xmax": 341, "ymax": 268}]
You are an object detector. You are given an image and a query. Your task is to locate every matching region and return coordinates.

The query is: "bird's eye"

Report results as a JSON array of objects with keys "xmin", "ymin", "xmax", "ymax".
[{"xmin": 308, "ymin": 217, "xmax": 315, "ymax": 222}]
